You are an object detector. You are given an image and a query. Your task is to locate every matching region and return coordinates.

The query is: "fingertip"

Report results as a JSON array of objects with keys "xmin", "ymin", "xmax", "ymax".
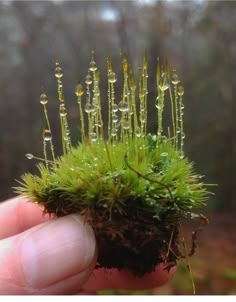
[
  {"xmin": 83, "ymin": 264, "xmax": 176, "ymax": 291},
  {"xmin": 20, "ymin": 214, "xmax": 97, "ymax": 290},
  {"xmin": 0, "ymin": 214, "xmax": 97, "ymax": 294}
]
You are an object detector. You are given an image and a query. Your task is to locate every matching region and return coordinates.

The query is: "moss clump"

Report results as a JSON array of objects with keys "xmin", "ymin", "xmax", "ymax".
[{"xmin": 16, "ymin": 54, "xmax": 209, "ymax": 276}]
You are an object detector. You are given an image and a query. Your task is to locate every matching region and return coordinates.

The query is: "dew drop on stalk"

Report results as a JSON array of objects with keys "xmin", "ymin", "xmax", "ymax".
[
  {"xmin": 171, "ymin": 70, "xmax": 179, "ymax": 85},
  {"xmin": 43, "ymin": 129, "xmax": 52, "ymax": 141},
  {"xmin": 85, "ymin": 74, "xmax": 92, "ymax": 85},
  {"xmin": 112, "ymin": 104, "xmax": 118, "ymax": 113},
  {"xmin": 159, "ymin": 73, "xmax": 169, "ymax": 92},
  {"xmin": 111, "ymin": 128, "xmax": 117, "ymax": 137},
  {"xmin": 60, "ymin": 105, "xmax": 67, "ymax": 117},
  {"xmin": 91, "ymin": 132, "xmax": 97, "ymax": 142},
  {"xmin": 112, "ymin": 114, "xmax": 119, "ymax": 123},
  {"xmin": 75, "ymin": 83, "xmax": 84, "ymax": 97},
  {"xmin": 26, "ymin": 153, "xmax": 33, "ymax": 159},
  {"xmin": 55, "ymin": 65, "xmax": 63, "ymax": 79},
  {"xmin": 66, "ymin": 127, "xmax": 70, "ymax": 136},
  {"xmin": 122, "ymin": 119, "xmax": 129, "ymax": 130},
  {"xmin": 40, "ymin": 93, "xmax": 48, "ymax": 105},
  {"xmin": 140, "ymin": 105, "xmax": 145, "ymax": 112},
  {"xmin": 178, "ymin": 85, "xmax": 184, "ymax": 96},
  {"xmin": 84, "ymin": 103, "xmax": 92, "ymax": 113},
  {"xmin": 135, "ymin": 127, "xmax": 141, "ymax": 137},
  {"xmin": 155, "ymin": 101, "xmax": 161, "ymax": 109},
  {"xmin": 140, "ymin": 111, "xmax": 146, "ymax": 123},
  {"xmin": 57, "ymin": 80, "xmax": 63, "ymax": 89},
  {"xmin": 118, "ymin": 101, "xmax": 129, "ymax": 112},
  {"xmin": 108, "ymin": 72, "xmax": 117, "ymax": 83},
  {"xmin": 89, "ymin": 61, "xmax": 97, "ymax": 72}
]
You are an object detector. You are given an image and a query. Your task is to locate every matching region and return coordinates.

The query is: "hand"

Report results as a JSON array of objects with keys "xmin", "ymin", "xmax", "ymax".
[{"xmin": 0, "ymin": 197, "xmax": 175, "ymax": 294}]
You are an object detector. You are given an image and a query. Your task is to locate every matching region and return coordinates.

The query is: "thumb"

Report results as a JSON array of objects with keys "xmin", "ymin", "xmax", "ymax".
[{"xmin": 0, "ymin": 214, "xmax": 97, "ymax": 294}]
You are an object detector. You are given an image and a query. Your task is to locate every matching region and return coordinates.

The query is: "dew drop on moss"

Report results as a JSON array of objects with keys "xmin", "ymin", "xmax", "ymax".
[
  {"xmin": 108, "ymin": 72, "xmax": 117, "ymax": 83},
  {"xmin": 122, "ymin": 119, "xmax": 129, "ymax": 130},
  {"xmin": 84, "ymin": 103, "xmax": 92, "ymax": 113},
  {"xmin": 43, "ymin": 129, "xmax": 52, "ymax": 141},
  {"xmin": 89, "ymin": 61, "xmax": 97, "ymax": 72},
  {"xmin": 60, "ymin": 105, "xmax": 67, "ymax": 117},
  {"xmin": 171, "ymin": 71, "xmax": 179, "ymax": 85},
  {"xmin": 118, "ymin": 101, "xmax": 129, "ymax": 112},
  {"xmin": 91, "ymin": 132, "xmax": 97, "ymax": 142},
  {"xmin": 55, "ymin": 66, "xmax": 63, "ymax": 79},
  {"xmin": 40, "ymin": 93, "xmax": 48, "ymax": 105},
  {"xmin": 75, "ymin": 83, "xmax": 84, "ymax": 97},
  {"xmin": 178, "ymin": 86, "xmax": 184, "ymax": 96},
  {"xmin": 25, "ymin": 153, "xmax": 33, "ymax": 159},
  {"xmin": 112, "ymin": 104, "xmax": 118, "ymax": 113},
  {"xmin": 135, "ymin": 127, "xmax": 141, "ymax": 137},
  {"xmin": 112, "ymin": 114, "xmax": 119, "ymax": 123},
  {"xmin": 111, "ymin": 128, "xmax": 117, "ymax": 137},
  {"xmin": 85, "ymin": 74, "xmax": 92, "ymax": 85}
]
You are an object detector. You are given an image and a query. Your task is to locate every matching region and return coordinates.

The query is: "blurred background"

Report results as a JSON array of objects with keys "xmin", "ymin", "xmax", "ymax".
[{"xmin": 0, "ymin": 0, "xmax": 235, "ymax": 294}]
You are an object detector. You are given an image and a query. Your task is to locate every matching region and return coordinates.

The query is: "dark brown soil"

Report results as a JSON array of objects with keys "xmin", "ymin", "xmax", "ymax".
[{"xmin": 92, "ymin": 209, "xmax": 181, "ymax": 276}]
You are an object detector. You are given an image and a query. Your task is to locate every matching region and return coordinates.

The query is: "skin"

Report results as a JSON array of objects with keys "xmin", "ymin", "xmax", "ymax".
[{"xmin": 0, "ymin": 197, "xmax": 175, "ymax": 294}]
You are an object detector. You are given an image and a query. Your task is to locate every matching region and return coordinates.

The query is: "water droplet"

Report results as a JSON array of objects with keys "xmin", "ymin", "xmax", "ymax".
[
  {"xmin": 129, "ymin": 109, "xmax": 134, "ymax": 116},
  {"xmin": 43, "ymin": 129, "xmax": 52, "ymax": 141},
  {"xmin": 111, "ymin": 128, "xmax": 117, "ymax": 137},
  {"xmin": 160, "ymin": 152, "xmax": 168, "ymax": 159},
  {"xmin": 58, "ymin": 80, "xmax": 63, "ymax": 88},
  {"xmin": 178, "ymin": 85, "xmax": 184, "ymax": 96},
  {"xmin": 26, "ymin": 153, "xmax": 33, "ymax": 159},
  {"xmin": 171, "ymin": 71, "xmax": 179, "ymax": 85},
  {"xmin": 140, "ymin": 112, "xmax": 146, "ymax": 123},
  {"xmin": 155, "ymin": 101, "xmax": 161, "ymax": 109},
  {"xmin": 135, "ymin": 127, "xmax": 141, "ymax": 137},
  {"xmin": 89, "ymin": 60, "xmax": 97, "ymax": 72},
  {"xmin": 85, "ymin": 74, "xmax": 92, "ymax": 85},
  {"xmin": 66, "ymin": 128, "xmax": 70, "ymax": 136},
  {"xmin": 84, "ymin": 103, "xmax": 92, "ymax": 113},
  {"xmin": 60, "ymin": 105, "xmax": 67, "ymax": 117},
  {"xmin": 122, "ymin": 119, "xmax": 129, "ymax": 130},
  {"xmin": 118, "ymin": 101, "xmax": 129, "ymax": 112},
  {"xmin": 112, "ymin": 104, "xmax": 118, "ymax": 112},
  {"xmin": 159, "ymin": 73, "xmax": 169, "ymax": 92},
  {"xmin": 75, "ymin": 83, "xmax": 84, "ymax": 97},
  {"xmin": 40, "ymin": 93, "xmax": 48, "ymax": 105},
  {"xmin": 140, "ymin": 105, "xmax": 145, "ymax": 112},
  {"xmin": 108, "ymin": 72, "xmax": 117, "ymax": 83},
  {"xmin": 91, "ymin": 132, "xmax": 97, "ymax": 142},
  {"xmin": 112, "ymin": 114, "xmax": 119, "ymax": 123},
  {"xmin": 55, "ymin": 65, "xmax": 63, "ymax": 79}
]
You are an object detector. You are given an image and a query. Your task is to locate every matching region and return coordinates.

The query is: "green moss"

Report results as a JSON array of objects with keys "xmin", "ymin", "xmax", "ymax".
[{"xmin": 16, "ymin": 54, "xmax": 210, "ymax": 276}]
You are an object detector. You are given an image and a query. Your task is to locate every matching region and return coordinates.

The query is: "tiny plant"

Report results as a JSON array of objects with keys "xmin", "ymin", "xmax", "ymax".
[{"xmin": 16, "ymin": 53, "xmax": 210, "ymax": 288}]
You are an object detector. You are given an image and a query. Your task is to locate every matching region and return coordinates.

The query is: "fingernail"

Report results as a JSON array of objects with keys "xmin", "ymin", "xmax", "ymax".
[{"xmin": 20, "ymin": 214, "xmax": 96, "ymax": 289}]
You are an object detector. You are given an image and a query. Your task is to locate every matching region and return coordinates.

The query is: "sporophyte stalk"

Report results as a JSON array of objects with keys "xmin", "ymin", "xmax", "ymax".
[{"xmin": 16, "ymin": 53, "xmax": 211, "ymax": 282}]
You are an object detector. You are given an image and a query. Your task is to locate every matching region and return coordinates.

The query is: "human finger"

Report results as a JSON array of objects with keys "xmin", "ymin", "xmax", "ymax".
[
  {"xmin": 82, "ymin": 264, "xmax": 176, "ymax": 291},
  {"xmin": 0, "ymin": 197, "xmax": 50, "ymax": 239},
  {"xmin": 0, "ymin": 214, "xmax": 97, "ymax": 294}
]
